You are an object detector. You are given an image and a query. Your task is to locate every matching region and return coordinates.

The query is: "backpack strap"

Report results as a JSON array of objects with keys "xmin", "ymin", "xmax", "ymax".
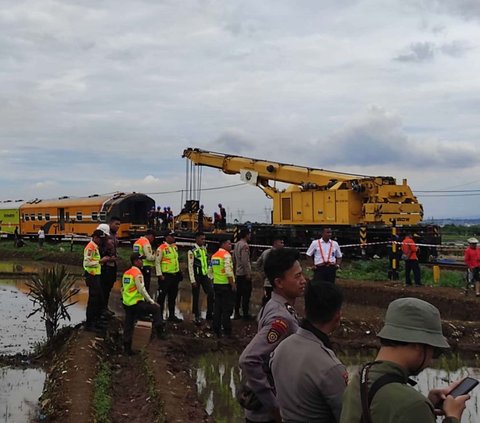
[{"xmin": 359, "ymin": 363, "xmax": 410, "ymax": 423}]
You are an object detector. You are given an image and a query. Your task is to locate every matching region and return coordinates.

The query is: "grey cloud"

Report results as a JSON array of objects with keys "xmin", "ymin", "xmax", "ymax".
[
  {"xmin": 395, "ymin": 42, "xmax": 436, "ymax": 62},
  {"xmin": 417, "ymin": 0, "xmax": 480, "ymax": 20},
  {"xmin": 307, "ymin": 107, "xmax": 478, "ymax": 169},
  {"xmin": 394, "ymin": 40, "xmax": 469, "ymax": 62},
  {"xmin": 210, "ymin": 130, "xmax": 256, "ymax": 154},
  {"xmin": 440, "ymin": 40, "xmax": 470, "ymax": 57}
]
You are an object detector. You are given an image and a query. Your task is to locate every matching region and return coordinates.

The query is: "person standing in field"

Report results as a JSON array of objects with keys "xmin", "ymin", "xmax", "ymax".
[
  {"xmin": 211, "ymin": 239, "xmax": 236, "ymax": 337},
  {"xmin": 188, "ymin": 231, "xmax": 214, "ymax": 324},
  {"xmin": 306, "ymin": 227, "xmax": 342, "ymax": 284},
  {"xmin": 37, "ymin": 226, "xmax": 45, "ymax": 248},
  {"xmin": 256, "ymin": 236, "xmax": 284, "ymax": 306},
  {"xmin": 234, "ymin": 228, "xmax": 253, "ymax": 320},
  {"xmin": 401, "ymin": 232, "xmax": 421, "ymax": 286},
  {"xmin": 83, "ymin": 229, "xmax": 110, "ymax": 332},
  {"xmin": 238, "ymin": 248, "xmax": 306, "ymax": 423},
  {"xmin": 133, "ymin": 229, "xmax": 156, "ymax": 295},
  {"xmin": 464, "ymin": 237, "xmax": 480, "ymax": 296}
]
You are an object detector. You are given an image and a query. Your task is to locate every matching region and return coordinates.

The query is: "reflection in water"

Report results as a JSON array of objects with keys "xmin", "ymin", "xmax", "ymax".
[
  {"xmin": 194, "ymin": 352, "xmax": 243, "ymax": 423},
  {"xmin": 195, "ymin": 352, "xmax": 480, "ymax": 423},
  {"xmin": 0, "ymin": 367, "xmax": 45, "ymax": 423},
  {"xmin": 0, "ymin": 261, "xmax": 86, "ymax": 355}
]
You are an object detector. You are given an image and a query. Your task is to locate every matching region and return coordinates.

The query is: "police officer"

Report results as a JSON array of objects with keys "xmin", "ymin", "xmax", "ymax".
[
  {"xmin": 156, "ymin": 231, "xmax": 182, "ymax": 322},
  {"xmin": 211, "ymin": 238, "xmax": 236, "ymax": 337},
  {"xmin": 270, "ymin": 281, "xmax": 347, "ymax": 422},
  {"xmin": 83, "ymin": 229, "xmax": 110, "ymax": 332},
  {"xmin": 122, "ymin": 253, "xmax": 164, "ymax": 355},
  {"xmin": 188, "ymin": 232, "xmax": 214, "ymax": 324},
  {"xmin": 238, "ymin": 248, "xmax": 306, "ymax": 423},
  {"xmin": 133, "ymin": 229, "xmax": 156, "ymax": 294},
  {"xmin": 340, "ymin": 298, "xmax": 470, "ymax": 423}
]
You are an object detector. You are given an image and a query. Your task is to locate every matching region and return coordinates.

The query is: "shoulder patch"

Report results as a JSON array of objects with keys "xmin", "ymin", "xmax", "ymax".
[{"xmin": 267, "ymin": 319, "xmax": 288, "ymax": 344}]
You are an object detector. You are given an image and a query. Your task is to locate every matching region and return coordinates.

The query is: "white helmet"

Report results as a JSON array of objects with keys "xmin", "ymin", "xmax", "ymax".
[{"xmin": 96, "ymin": 223, "xmax": 110, "ymax": 236}]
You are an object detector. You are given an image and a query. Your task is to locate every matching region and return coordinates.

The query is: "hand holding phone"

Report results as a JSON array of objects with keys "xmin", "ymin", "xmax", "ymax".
[{"xmin": 435, "ymin": 376, "xmax": 478, "ymax": 409}]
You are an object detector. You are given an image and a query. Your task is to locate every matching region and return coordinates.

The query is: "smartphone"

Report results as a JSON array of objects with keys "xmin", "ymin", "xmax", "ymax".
[
  {"xmin": 448, "ymin": 377, "xmax": 479, "ymax": 398},
  {"xmin": 436, "ymin": 377, "xmax": 479, "ymax": 409}
]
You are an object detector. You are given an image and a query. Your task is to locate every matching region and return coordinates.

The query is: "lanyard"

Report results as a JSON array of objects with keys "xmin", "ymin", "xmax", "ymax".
[{"xmin": 317, "ymin": 239, "xmax": 333, "ymax": 264}]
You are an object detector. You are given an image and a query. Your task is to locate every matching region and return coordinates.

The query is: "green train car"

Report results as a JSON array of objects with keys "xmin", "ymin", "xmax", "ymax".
[{"xmin": 0, "ymin": 200, "xmax": 22, "ymax": 235}]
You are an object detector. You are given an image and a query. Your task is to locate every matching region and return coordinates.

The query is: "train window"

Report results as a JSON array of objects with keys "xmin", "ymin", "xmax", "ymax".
[
  {"xmin": 23, "ymin": 214, "xmax": 29, "ymax": 221},
  {"xmin": 30, "ymin": 214, "xmax": 36, "ymax": 221},
  {"xmin": 38, "ymin": 213, "xmax": 43, "ymax": 221},
  {"xmin": 76, "ymin": 212, "xmax": 82, "ymax": 221},
  {"xmin": 45, "ymin": 213, "xmax": 51, "ymax": 221},
  {"xmin": 92, "ymin": 212, "xmax": 98, "ymax": 221},
  {"xmin": 99, "ymin": 212, "xmax": 106, "ymax": 222},
  {"xmin": 66, "ymin": 212, "xmax": 70, "ymax": 220}
]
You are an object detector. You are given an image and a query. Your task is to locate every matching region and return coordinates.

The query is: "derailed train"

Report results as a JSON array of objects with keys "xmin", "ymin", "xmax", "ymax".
[{"xmin": 0, "ymin": 192, "xmax": 155, "ymax": 239}]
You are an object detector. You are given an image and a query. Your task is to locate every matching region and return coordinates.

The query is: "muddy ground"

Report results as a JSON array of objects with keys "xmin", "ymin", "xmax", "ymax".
[{"xmin": 25, "ymin": 276, "xmax": 480, "ymax": 423}]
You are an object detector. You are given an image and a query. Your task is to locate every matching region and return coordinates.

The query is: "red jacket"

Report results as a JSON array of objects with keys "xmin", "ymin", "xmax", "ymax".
[
  {"xmin": 402, "ymin": 236, "xmax": 418, "ymax": 260},
  {"xmin": 464, "ymin": 247, "xmax": 480, "ymax": 269}
]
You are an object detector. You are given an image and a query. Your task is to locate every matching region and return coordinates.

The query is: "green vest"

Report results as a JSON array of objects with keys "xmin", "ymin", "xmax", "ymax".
[
  {"xmin": 160, "ymin": 243, "xmax": 179, "ymax": 273},
  {"xmin": 192, "ymin": 246, "xmax": 208, "ymax": 277},
  {"xmin": 133, "ymin": 237, "xmax": 154, "ymax": 267},
  {"xmin": 211, "ymin": 249, "xmax": 229, "ymax": 284},
  {"xmin": 122, "ymin": 266, "xmax": 144, "ymax": 306},
  {"xmin": 84, "ymin": 241, "xmax": 101, "ymax": 275}
]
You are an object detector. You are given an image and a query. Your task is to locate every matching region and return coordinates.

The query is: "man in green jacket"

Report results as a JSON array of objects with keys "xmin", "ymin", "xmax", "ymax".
[{"xmin": 340, "ymin": 297, "xmax": 470, "ymax": 423}]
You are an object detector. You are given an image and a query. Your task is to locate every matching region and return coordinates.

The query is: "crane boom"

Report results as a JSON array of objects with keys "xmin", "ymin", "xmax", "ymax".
[{"xmin": 182, "ymin": 147, "xmax": 423, "ymax": 226}]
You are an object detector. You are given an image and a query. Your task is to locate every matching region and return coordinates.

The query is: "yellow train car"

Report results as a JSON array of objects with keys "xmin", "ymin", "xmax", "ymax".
[
  {"xmin": 0, "ymin": 200, "xmax": 23, "ymax": 235},
  {"xmin": 19, "ymin": 192, "xmax": 155, "ymax": 239}
]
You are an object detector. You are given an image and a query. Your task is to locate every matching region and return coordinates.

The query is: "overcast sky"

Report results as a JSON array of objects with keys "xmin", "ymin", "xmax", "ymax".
[{"xmin": 2, "ymin": 0, "xmax": 480, "ymax": 221}]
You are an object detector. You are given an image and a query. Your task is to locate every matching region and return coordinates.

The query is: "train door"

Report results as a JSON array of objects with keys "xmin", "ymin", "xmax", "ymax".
[{"xmin": 58, "ymin": 208, "xmax": 65, "ymax": 231}]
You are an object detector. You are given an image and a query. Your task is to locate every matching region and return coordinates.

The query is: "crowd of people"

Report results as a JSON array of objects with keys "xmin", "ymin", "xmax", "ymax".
[{"xmin": 81, "ymin": 222, "xmax": 478, "ymax": 423}]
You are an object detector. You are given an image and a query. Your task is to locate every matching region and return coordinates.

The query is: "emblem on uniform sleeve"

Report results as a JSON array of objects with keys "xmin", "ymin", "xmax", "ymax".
[{"xmin": 266, "ymin": 319, "xmax": 289, "ymax": 344}]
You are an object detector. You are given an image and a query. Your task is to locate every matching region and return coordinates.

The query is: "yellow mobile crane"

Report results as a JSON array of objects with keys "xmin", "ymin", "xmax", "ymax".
[{"xmin": 182, "ymin": 147, "xmax": 423, "ymax": 226}]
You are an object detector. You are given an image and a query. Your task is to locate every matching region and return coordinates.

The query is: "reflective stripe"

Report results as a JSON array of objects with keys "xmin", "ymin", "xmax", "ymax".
[
  {"xmin": 133, "ymin": 237, "xmax": 154, "ymax": 267},
  {"xmin": 212, "ymin": 249, "xmax": 229, "ymax": 284},
  {"xmin": 83, "ymin": 241, "xmax": 101, "ymax": 275},
  {"xmin": 192, "ymin": 246, "xmax": 208, "ymax": 276},
  {"xmin": 122, "ymin": 267, "xmax": 144, "ymax": 306},
  {"xmin": 160, "ymin": 243, "xmax": 179, "ymax": 273}
]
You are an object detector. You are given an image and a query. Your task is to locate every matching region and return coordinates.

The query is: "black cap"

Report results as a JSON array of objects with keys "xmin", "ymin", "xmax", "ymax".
[{"xmin": 92, "ymin": 229, "xmax": 105, "ymax": 238}]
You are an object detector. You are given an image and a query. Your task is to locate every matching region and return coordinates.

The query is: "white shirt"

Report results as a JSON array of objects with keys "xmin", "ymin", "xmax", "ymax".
[
  {"xmin": 38, "ymin": 229, "xmax": 45, "ymax": 239},
  {"xmin": 306, "ymin": 238, "xmax": 342, "ymax": 265}
]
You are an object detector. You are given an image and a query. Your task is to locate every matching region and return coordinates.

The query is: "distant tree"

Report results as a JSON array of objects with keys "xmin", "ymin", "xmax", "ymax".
[{"xmin": 26, "ymin": 265, "xmax": 79, "ymax": 340}]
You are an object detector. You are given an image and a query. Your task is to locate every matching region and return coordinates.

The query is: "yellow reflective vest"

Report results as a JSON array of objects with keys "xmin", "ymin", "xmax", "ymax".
[
  {"xmin": 122, "ymin": 266, "xmax": 144, "ymax": 306},
  {"xmin": 159, "ymin": 243, "xmax": 179, "ymax": 274},
  {"xmin": 83, "ymin": 240, "xmax": 101, "ymax": 275}
]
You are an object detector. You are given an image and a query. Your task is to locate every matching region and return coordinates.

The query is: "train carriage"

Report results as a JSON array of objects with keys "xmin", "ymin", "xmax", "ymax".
[
  {"xmin": 19, "ymin": 192, "xmax": 154, "ymax": 239},
  {"xmin": 0, "ymin": 200, "xmax": 22, "ymax": 235}
]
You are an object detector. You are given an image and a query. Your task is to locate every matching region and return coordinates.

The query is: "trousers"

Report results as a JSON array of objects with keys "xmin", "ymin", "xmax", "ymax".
[
  {"xmin": 157, "ymin": 273, "xmax": 180, "ymax": 318},
  {"xmin": 192, "ymin": 274, "xmax": 214, "ymax": 318}
]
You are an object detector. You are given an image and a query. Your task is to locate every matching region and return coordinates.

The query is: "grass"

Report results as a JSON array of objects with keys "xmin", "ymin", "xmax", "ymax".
[
  {"xmin": 140, "ymin": 350, "xmax": 166, "ymax": 423},
  {"xmin": 92, "ymin": 361, "xmax": 112, "ymax": 423},
  {"xmin": 339, "ymin": 258, "xmax": 465, "ymax": 288}
]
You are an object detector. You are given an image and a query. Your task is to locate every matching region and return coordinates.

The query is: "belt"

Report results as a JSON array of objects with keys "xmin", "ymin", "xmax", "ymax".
[{"xmin": 315, "ymin": 263, "xmax": 335, "ymax": 268}]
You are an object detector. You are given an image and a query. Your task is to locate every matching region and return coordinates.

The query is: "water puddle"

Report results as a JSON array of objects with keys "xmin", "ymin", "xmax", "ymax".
[
  {"xmin": 0, "ymin": 261, "xmax": 86, "ymax": 355},
  {"xmin": 193, "ymin": 352, "xmax": 480, "ymax": 423},
  {"xmin": 0, "ymin": 367, "xmax": 45, "ymax": 423}
]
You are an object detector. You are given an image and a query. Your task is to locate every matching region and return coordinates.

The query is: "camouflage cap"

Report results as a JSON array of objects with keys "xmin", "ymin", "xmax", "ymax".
[{"xmin": 378, "ymin": 297, "xmax": 449, "ymax": 349}]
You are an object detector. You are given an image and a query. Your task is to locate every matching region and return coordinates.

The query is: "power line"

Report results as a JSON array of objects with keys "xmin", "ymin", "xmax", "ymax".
[
  {"xmin": 416, "ymin": 189, "xmax": 480, "ymax": 193},
  {"xmin": 144, "ymin": 182, "xmax": 246, "ymax": 195}
]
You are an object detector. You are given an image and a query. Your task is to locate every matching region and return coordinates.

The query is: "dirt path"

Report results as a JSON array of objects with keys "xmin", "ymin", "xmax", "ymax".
[{"xmin": 29, "ymin": 277, "xmax": 480, "ymax": 423}]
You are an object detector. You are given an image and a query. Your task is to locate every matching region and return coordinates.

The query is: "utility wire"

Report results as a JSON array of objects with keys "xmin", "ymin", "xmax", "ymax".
[{"xmin": 144, "ymin": 182, "xmax": 246, "ymax": 195}]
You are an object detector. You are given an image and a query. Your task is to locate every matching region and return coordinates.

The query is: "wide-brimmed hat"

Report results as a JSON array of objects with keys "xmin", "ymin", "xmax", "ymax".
[
  {"xmin": 378, "ymin": 297, "xmax": 449, "ymax": 349},
  {"xmin": 468, "ymin": 237, "xmax": 478, "ymax": 244}
]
